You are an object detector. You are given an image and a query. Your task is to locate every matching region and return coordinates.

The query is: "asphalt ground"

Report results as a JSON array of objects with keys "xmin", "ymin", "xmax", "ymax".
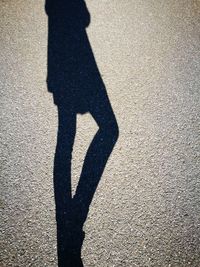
[{"xmin": 1, "ymin": 1, "xmax": 200, "ymax": 266}]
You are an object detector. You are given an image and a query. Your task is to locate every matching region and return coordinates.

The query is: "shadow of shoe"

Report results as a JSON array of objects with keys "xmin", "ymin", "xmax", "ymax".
[{"xmin": 57, "ymin": 219, "xmax": 85, "ymax": 267}]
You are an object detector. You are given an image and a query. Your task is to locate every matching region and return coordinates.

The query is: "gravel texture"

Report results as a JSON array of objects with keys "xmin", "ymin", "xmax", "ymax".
[{"xmin": 1, "ymin": 0, "xmax": 200, "ymax": 266}]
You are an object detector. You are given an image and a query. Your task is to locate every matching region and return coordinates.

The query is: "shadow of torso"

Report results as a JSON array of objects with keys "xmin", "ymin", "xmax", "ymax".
[{"xmin": 46, "ymin": 0, "xmax": 104, "ymax": 114}]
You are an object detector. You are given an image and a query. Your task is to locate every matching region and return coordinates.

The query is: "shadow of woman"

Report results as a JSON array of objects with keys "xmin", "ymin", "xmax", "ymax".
[{"xmin": 45, "ymin": 1, "xmax": 119, "ymax": 266}]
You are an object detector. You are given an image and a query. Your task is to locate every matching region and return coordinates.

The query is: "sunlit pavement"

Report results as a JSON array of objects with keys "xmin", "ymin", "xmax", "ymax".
[{"xmin": 1, "ymin": 1, "xmax": 200, "ymax": 266}]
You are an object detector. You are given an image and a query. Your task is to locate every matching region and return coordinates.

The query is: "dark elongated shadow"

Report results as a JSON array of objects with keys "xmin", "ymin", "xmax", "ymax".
[{"xmin": 45, "ymin": 1, "xmax": 119, "ymax": 266}]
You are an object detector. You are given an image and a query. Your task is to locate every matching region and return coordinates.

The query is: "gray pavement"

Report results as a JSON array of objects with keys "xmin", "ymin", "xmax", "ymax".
[{"xmin": 1, "ymin": 0, "xmax": 200, "ymax": 266}]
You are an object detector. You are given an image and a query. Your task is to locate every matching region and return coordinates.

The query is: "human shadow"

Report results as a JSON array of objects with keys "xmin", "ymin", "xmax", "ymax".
[{"xmin": 45, "ymin": 1, "xmax": 119, "ymax": 266}]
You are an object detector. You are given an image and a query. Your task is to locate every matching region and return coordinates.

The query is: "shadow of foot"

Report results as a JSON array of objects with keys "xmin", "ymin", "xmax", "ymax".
[{"xmin": 57, "ymin": 217, "xmax": 85, "ymax": 267}]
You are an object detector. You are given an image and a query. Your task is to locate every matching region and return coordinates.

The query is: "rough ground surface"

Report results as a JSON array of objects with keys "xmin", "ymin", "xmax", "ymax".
[{"xmin": 0, "ymin": 0, "xmax": 200, "ymax": 266}]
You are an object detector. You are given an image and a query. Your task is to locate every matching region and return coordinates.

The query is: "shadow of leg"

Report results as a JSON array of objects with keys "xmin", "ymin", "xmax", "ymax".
[
  {"xmin": 57, "ymin": 221, "xmax": 85, "ymax": 267},
  {"xmin": 54, "ymin": 107, "xmax": 85, "ymax": 267},
  {"xmin": 72, "ymin": 90, "xmax": 119, "ymax": 228}
]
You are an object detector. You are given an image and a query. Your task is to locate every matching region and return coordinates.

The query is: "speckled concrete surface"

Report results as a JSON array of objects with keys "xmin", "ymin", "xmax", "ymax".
[{"xmin": 1, "ymin": 1, "xmax": 200, "ymax": 266}]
